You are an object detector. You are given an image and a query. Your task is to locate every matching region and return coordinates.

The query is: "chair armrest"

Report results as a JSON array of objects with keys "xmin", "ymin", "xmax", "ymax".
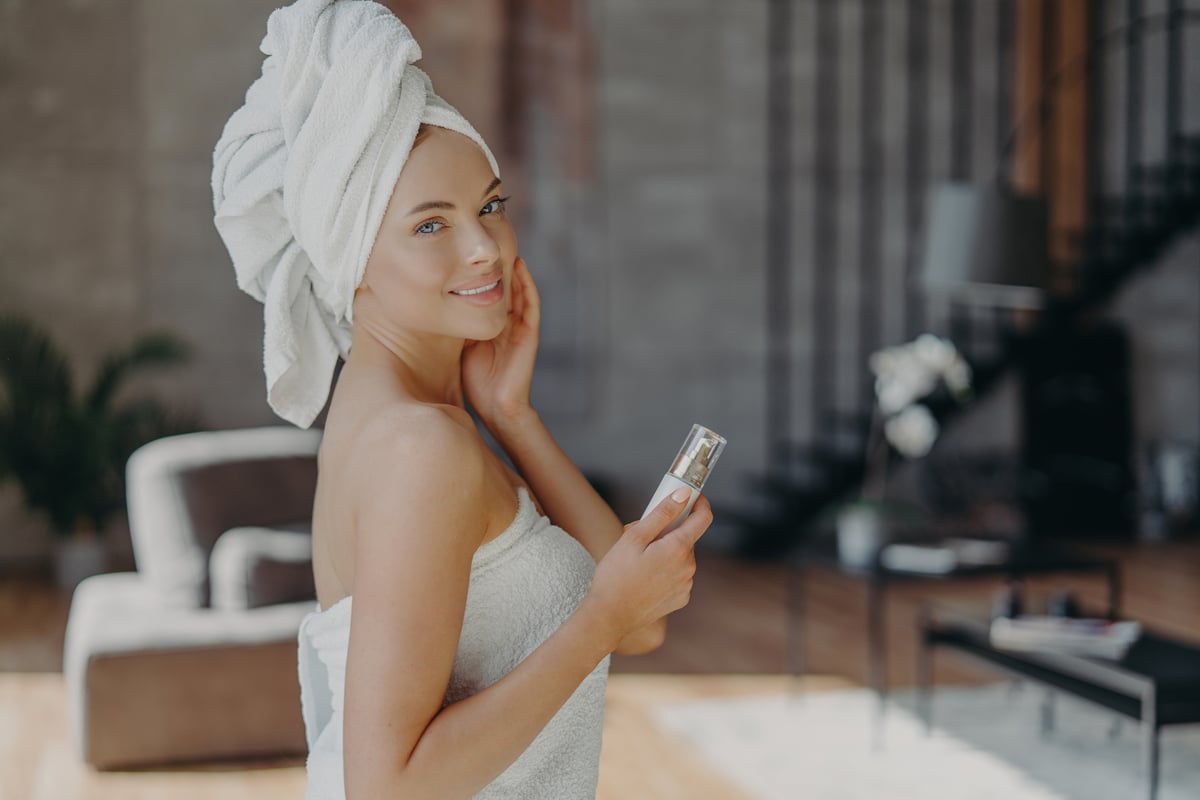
[
  {"xmin": 209, "ymin": 524, "xmax": 315, "ymax": 611},
  {"xmin": 63, "ymin": 571, "xmax": 316, "ymax": 766}
]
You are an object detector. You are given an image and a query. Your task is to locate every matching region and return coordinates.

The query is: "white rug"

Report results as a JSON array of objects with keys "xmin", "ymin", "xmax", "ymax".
[{"xmin": 651, "ymin": 682, "xmax": 1200, "ymax": 800}]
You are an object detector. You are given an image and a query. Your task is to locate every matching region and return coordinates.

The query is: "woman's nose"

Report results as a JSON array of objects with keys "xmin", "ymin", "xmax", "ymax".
[{"xmin": 463, "ymin": 220, "xmax": 501, "ymax": 266}]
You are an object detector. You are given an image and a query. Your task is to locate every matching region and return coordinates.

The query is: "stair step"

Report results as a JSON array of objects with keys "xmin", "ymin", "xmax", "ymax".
[
  {"xmin": 775, "ymin": 439, "xmax": 867, "ymax": 470},
  {"xmin": 1170, "ymin": 132, "xmax": 1200, "ymax": 157},
  {"xmin": 741, "ymin": 473, "xmax": 830, "ymax": 501},
  {"xmin": 819, "ymin": 408, "xmax": 874, "ymax": 430}
]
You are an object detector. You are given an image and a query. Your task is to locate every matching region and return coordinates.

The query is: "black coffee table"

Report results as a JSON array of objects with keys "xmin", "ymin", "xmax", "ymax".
[
  {"xmin": 917, "ymin": 603, "xmax": 1200, "ymax": 800},
  {"xmin": 787, "ymin": 537, "xmax": 1121, "ymax": 714}
]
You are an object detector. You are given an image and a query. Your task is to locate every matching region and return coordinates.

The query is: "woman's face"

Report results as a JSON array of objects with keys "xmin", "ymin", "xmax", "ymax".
[{"xmin": 354, "ymin": 126, "xmax": 515, "ymax": 342}]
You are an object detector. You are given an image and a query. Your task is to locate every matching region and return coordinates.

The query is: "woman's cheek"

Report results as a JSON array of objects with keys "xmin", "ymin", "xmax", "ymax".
[{"xmin": 497, "ymin": 220, "xmax": 518, "ymax": 254}]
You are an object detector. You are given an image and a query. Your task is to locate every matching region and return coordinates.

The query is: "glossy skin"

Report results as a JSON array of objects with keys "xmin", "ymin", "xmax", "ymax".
[{"xmin": 307, "ymin": 126, "xmax": 714, "ymax": 799}]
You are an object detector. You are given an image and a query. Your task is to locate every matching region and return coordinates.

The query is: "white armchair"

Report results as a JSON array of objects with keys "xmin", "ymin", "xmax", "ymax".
[{"xmin": 63, "ymin": 426, "xmax": 323, "ymax": 769}]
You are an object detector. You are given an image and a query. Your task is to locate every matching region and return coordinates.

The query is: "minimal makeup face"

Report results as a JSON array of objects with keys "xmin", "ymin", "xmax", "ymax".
[{"xmin": 355, "ymin": 126, "xmax": 515, "ymax": 341}]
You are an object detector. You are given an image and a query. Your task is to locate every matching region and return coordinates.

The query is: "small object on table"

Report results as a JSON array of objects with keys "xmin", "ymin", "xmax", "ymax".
[
  {"xmin": 879, "ymin": 542, "xmax": 957, "ymax": 574},
  {"xmin": 990, "ymin": 615, "xmax": 1142, "ymax": 660},
  {"xmin": 991, "ymin": 580, "xmax": 1024, "ymax": 619},
  {"xmin": 1046, "ymin": 589, "xmax": 1082, "ymax": 618},
  {"xmin": 879, "ymin": 537, "xmax": 1010, "ymax": 574}
]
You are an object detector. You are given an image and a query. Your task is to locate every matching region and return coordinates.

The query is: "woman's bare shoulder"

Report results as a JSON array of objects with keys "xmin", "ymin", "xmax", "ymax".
[
  {"xmin": 347, "ymin": 406, "xmax": 491, "ymax": 605},
  {"xmin": 343, "ymin": 402, "xmax": 473, "ymax": 462},
  {"xmin": 340, "ymin": 402, "xmax": 480, "ymax": 491},
  {"xmin": 312, "ymin": 401, "xmax": 489, "ymax": 608}
]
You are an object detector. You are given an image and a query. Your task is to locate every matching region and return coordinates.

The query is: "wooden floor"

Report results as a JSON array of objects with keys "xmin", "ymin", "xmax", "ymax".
[
  {"xmin": 1, "ymin": 538, "xmax": 1198, "ymax": 798},
  {"xmin": 616, "ymin": 538, "xmax": 1200, "ymax": 686}
]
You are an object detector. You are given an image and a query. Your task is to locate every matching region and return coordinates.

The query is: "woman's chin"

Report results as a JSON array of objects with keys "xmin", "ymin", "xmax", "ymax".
[
  {"xmin": 479, "ymin": 321, "xmax": 508, "ymax": 341},
  {"xmin": 460, "ymin": 316, "xmax": 507, "ymax": 342}
]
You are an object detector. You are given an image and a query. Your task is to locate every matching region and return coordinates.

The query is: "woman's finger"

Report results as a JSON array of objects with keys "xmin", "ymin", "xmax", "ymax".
[
  {"xmin": 517, "ymin": 257, "xmax": 541, "ymax": 329},
  {"xmin": 509, "ymin": 259, "xmax": 525, "ymax": 322},
  {"xmin": 678, "ymin": 494, "xmax": 713, "ymax": 546},
  {"xmin": 655, "ymin": 494, "xmax": 712, "ymax": 548}
]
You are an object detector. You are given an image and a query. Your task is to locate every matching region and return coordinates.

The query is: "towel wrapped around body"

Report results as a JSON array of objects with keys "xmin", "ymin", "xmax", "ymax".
[{"xmin": 297, "ymin": 488, "xmax": 611, "ymax": 799}]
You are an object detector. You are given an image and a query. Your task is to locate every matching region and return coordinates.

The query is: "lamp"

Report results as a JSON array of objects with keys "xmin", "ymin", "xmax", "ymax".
[
  {"xmin": 919, "ymin": 8, "xmax": 1200, "ymax": 311},
  {"xmin": 918, "ymin": 182, "xmax": 1049, "ymax": 310}
]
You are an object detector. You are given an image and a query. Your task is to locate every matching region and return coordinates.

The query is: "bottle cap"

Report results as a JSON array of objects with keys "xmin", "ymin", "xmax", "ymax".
[{"xmin": 668, "ymin": 424, "xmax": 727, "ymax": 490}]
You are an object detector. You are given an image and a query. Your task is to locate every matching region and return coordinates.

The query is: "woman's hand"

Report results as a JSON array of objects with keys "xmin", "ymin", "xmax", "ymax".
[
  {"xmin": 461, "ymin": 256, "xmax": 540, "ymax": 426},
  {"xmin": 583, "ymin": 491, "xmax": 714, "ymax": 651}
]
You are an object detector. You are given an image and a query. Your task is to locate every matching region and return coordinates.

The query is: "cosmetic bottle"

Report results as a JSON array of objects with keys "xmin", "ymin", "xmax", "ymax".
[{"xmin": 641, "ymin": 424, "xmax": 727, "ymax": 537}]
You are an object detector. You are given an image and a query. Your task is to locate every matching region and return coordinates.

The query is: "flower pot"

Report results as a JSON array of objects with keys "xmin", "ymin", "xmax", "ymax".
[
  {"xmin": 54, "ymin": 532, "xmax": 108, "ymax": 592},
  {"xmin": 836, "ymin": 505, "xmax": 887, "ymax": 569}
]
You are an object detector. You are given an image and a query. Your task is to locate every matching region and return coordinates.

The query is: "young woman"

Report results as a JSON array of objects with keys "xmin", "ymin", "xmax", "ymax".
[{"xmin": 213, "ymin": 2, "xmax": 712, "ymax": 797}]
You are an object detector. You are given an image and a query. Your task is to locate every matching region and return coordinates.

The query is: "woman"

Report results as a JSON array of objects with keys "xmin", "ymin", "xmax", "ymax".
[{"xmin": 212, "ymin": 2, "xmax": 712, "ymax": 798}]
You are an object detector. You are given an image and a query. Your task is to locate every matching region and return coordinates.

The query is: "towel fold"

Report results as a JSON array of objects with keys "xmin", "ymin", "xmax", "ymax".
[{"xmin": 212, "ymin": 0, "xmax": 499, "ymax": 428}]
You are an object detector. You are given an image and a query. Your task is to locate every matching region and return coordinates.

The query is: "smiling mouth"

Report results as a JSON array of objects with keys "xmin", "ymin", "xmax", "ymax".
[{"xmin": 450, "ymin": 279, "xmax": 501, "ymax": 296}]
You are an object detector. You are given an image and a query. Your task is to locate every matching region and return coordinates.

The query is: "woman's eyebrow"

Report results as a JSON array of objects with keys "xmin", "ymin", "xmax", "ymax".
[
  {"xmin": 406, "ymin": 199, "xmax": 453, "ymax": 215},
  {"xmin": 405, "ymin": 178, "xmax": 503, "ymax": 217}
]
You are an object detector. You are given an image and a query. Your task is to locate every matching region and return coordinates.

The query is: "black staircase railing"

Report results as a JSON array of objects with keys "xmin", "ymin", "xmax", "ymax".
[{"xmin": 731, "ymin": 1, "xmax": 1200, "ymax": 558}]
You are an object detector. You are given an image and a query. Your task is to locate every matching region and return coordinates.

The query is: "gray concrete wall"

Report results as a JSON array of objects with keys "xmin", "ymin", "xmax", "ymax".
[
  {"xmin": 0, "ymin": 0, "xmax": 282, "ymax": 569},
  {"xmin": 548, "ymin": 0, "xmax": 769, "ymax": 548},
  {"xmin": 1, "ymin": 0, "xmax": 143, "ymax": 567}
]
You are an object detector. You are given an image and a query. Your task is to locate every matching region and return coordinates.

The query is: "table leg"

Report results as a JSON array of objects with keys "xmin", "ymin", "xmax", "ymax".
[
  {"xmin": 916, "ymin": 606, "xmax": 932, "ymax": 734},
  {"xmin": 787, "ymin": 555, "xmax": 806, "ymax": 679},
  {"xmin": 868, "ymin": 571, "xmax": 887, "ymax": 747},
  {"xmin": 1107, "ymin": 562, "xmax": 1122, "ymax": 620},
  {"xmin": 1039, "ymin": 690, "xmax": 1056, "ymax": 737},
  {"xmin": 1143, "ymin": 687, "xmax": 1159, "ymax": 800}
]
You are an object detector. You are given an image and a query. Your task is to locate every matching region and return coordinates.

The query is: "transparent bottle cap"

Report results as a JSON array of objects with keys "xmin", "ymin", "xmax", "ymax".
[{"xmin": 668, "ymin": 424, "xmax": 727, "ymax": 489}]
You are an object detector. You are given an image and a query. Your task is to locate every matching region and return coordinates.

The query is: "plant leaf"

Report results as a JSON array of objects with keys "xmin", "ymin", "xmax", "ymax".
[
  {"xmin": 85, "ymin": 331, "xmax": 191, "ymax": 415},
  {"xmin": 0, "ymin": 315, "xmax": 74, "ymax": 420},
  {"xmin": 0, "ymin": 317, "xmax": 204, "ymax": 537}
]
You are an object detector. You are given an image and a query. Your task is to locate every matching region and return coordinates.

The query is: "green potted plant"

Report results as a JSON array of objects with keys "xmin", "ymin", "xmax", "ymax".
[{"xmin": 0, "ymin": 315, "xmax": 204, "ymax": 590}]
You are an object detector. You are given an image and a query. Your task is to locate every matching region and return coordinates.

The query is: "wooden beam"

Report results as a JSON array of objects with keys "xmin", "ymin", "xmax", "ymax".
[
  {"xmin": 1012, "ymin": 0, "xmax": 1046, "ymax": 194},
  {"xmin": 1012, "ymin": 0, "xmax": 1090, "ymax": 293},
  {"xmin": 1050, "ymin": 0, "xmax": 1090, "ymax": 290}
]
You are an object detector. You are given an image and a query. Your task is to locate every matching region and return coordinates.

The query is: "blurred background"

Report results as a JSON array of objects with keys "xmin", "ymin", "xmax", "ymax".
[{"xmin": 3, "ymin": 1, "xmax": 1200, "ymax": 798}]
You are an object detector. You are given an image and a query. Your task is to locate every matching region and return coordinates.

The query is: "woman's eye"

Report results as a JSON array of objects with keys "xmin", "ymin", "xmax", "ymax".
[
  {"xmin": 415, "ymin": 220, "xmax": 444, "ymax": 235},
  {"xmin": 481, "ymin": 196, "xmax": 510, "ymax": 216}
]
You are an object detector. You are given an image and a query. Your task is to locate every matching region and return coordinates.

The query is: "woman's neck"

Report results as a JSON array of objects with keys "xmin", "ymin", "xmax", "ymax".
[{"xmin": 346, "ymin": 323, "xmax": 466, "ymax": 409}]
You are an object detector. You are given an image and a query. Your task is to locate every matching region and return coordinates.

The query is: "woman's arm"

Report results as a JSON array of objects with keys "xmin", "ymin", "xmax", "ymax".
[
  {"xmin": 462, "ymin": 257, "xmax": 667, "ymax": 652},
  {"xmin": 342, "ymin": 408, "xmax": 706, "ymax": 798},
  {"xmin": 484, "ymin": 407, "xmax": 669, "ymax": 654},
  {"xmin": 487, "ymin": 408, "xmax": 620, "ymax": 560},
  {"xmin": 462, "ymin": 258, "xmax": 624, "ymax": 563}
]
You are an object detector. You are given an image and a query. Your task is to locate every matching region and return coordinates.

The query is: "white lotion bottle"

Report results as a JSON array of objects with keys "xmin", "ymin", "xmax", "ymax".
[{"xmin": 641, "ymin": 424, "xmax": 727, "ymax": 537}]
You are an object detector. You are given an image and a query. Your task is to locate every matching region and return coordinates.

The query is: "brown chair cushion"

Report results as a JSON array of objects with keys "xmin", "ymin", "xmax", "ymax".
[
  {"xmin": 178, "ymin": 456, "xmax": 317, "ymax": 605},
  {"xmin": 209, "ymin": 524, "xmax": 315, "ymax": 611}
]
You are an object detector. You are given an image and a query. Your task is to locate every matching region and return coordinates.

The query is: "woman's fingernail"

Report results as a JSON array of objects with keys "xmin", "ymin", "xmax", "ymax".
[{"xmin": 671, "ymin": 487, "xmax": 691, "ymax": 503}]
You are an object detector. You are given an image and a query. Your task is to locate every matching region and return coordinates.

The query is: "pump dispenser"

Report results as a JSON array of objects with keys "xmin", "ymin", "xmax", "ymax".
[{"xmin": 640, "ymin": 424, "xmax": 727, "ymax": 537}]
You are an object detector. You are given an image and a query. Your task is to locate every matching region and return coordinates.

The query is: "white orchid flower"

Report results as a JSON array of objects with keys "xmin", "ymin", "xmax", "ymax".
[
  {"xmin": 868, "ymin": 348, "xmax": 902, "ymax": 380},
  {"xmin": 943, "ymin": 356, "xmax": 972, "ymax": 396},
  {"xmin": 870, "ymin": 334, "xmax": 972, "ymax": 410},
  {"xmin": 913, "ymin": 333, "xmax": 958, "ymax": 372},
  {"xmin": 876, "ymin": 371, "xmax": 938, "ymax": 415},
  {"xmin": 884, "ymin": 404, "xmax": 939, "ymax": 458}
]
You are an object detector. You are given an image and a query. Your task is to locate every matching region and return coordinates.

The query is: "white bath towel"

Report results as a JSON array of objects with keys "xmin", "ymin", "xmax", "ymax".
[
  {"xmin": 296, "ymin": 487, "xmax": 610, "ymax": 799},
  {"xmin": 211, "ymin": 0, "xmax": 499, "ymax": 429}
]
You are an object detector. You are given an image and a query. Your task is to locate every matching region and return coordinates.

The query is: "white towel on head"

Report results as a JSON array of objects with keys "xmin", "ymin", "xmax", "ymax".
[{"xmin": 212, "ymin": 0, "xmax": 499, "ymax": 429}]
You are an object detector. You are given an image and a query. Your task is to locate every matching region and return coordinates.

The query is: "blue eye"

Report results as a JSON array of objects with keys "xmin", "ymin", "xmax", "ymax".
[
  {"xmin": 415, "ymin": 220, "xmax": 444, "ymax": 235},
  {"xmin": 481, "ymin": 196, "xmax": 510, "ymax": 216}
]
